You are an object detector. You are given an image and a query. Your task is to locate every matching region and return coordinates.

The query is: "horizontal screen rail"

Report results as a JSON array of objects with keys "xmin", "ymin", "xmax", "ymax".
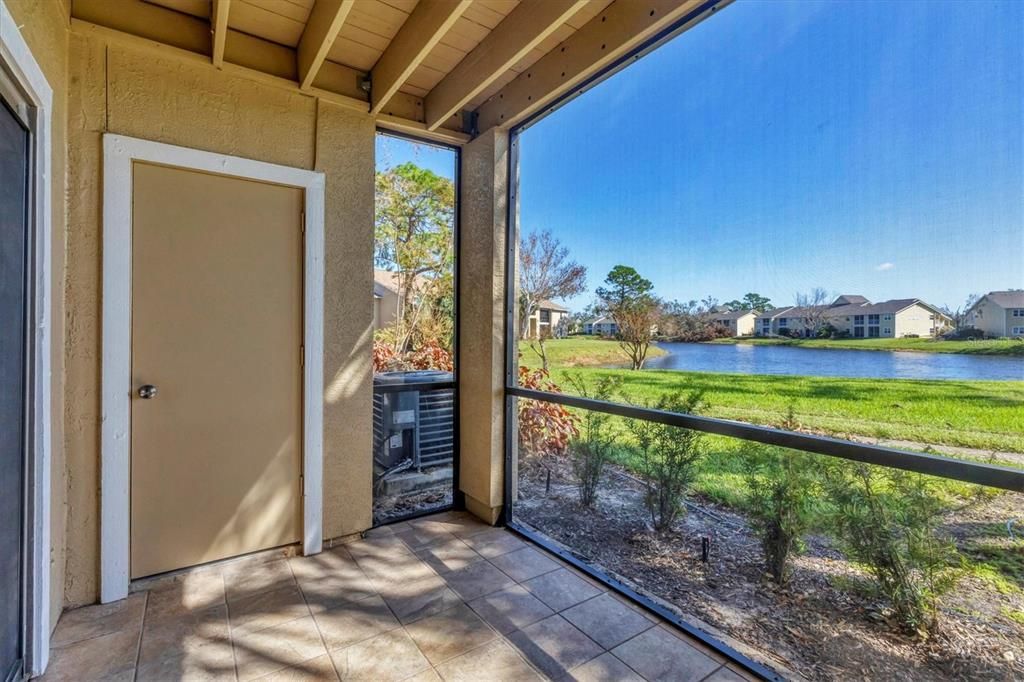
[{"xmin": 506, "ymin": 386, "xmax": 1024, "ymax": 493}]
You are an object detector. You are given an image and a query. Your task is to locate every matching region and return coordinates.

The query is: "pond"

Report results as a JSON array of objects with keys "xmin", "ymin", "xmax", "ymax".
[{"xmin": 644, "ymin": 342, "xmax": 1024, "ymax": 381}]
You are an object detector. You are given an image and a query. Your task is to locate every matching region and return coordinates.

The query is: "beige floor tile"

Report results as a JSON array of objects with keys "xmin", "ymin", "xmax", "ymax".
[
  {"xmin": 224, "ymin": 560, "xmax": 296, "ymax": 605},
  {"xmin": 349, "ymin": 543, "xmax": 438, "ymax": 593},
  {"xmin": 563, "ymin": 652, "xmax": 643, "ymax": 682},
  {"xmin": 41, "ymin": 628, "xmax": 141, "ymax": 682},
  {"xmin": 255, "ymin": 653, "xmax": 339, "ymax": 681},
  {"xmin": 561, "ymin": 594, "xmax": 655, "ymax": 650},
  {"xmin": 229, "ymin": 584, "xmax": 311, "ymax": 635},
  {"xmin": 434, "ymin": 639, "xmax": 542, "ymax": 681},
  {"xmin": 50, "ymin": 591, "xmax": 147, "ymax": 647},
  {"xmin": 291, "ymin": 549, "xmax": 376, "ymax": 613},
  {"xmin": 135, "ymin": 639, "xmax": 237, "ymax": 681},
  {"xmin": 233, "ymin": 615, "xmax": 327, "ymax": 681},
  {"xmin": 394, "ymin": 523, "xmax": 458, "ymax": 551},
  {"xmin": 521, "ymin": 569, "xmax": 603, "ymax": 613},
  {"xmin": 442, "ymin": 560, "xmax": 515, "ymax": 601},
  {"xmin": 460, "ymin": 529, "xmax": 527, "ymax": 559},
  {"xmin": 330, "ymin": 628, "xmax": 431, "ymax": 681},
  {"xmin": 414, "ymin": 536, "xmax": 483, "ymax": 574},
  {"xmin": 467, "ymin": 585, "xmax": 553, "ymax": 635},
  {"xmin": 403, "ymin": 668, "xmax": 443, "ymax": 682},
  {"xmin": 703, "ymin": 666, "xmax": 747, "ymax": 682},
  {"xmin": 145, "ymin": 570, "xmax": 227, "ymax": 625},
  {"xmin": 431, "ymin": 516, "xmax": 493, "ymax": 539},
  {"xmin": 312, "ymin": 595, "xmax": 401, "ymax": 651},
  {"xmin": 378, "ymin": 574, "xmax": 463, "ymax": 624},
  {"xmin": 505, "ymin": 615, "xmax": 603, "ymax": 680},
  {"xmin": 489, "ymin": 548, "xmax": 560, "ymax": 583},
  {"xmin": 139, "ymin": 603, "xmax": 231, "ymax": 666},
  {"xmin": 610, "ymin": 627, "xmax": 719, "ymax": 681},
  {"xmin": 404, "ymin": 603, "xmax": 497, "ymax": 665}
]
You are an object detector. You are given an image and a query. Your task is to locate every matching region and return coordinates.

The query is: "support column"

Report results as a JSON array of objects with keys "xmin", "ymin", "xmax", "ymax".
[{"xmin": 458, "ymin": 127, "xmax": 509, "ymax": 524}]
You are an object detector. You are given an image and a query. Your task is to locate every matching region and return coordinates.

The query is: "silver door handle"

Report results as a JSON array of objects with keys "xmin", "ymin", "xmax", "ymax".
[{"xmin": 138, "ymin": 384, "xmax": 158, "ymax": 399}]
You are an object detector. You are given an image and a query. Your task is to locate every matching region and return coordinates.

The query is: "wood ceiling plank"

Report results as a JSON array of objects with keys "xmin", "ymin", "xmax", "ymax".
[
  {"xmin": 424, "ymin": 0, "xmax": 589, "ymax": 130},
  {"xmin": 476, "ymin": 0, "xmax": 723, "ymax": 132},
  {"xmin": 328, "ymin": 35, "xmax": 382, "ymax": 71},
  {"xmin": 297, "ymin": 0, "xmax": 356, "ymax": 89},
  {"xmin": 230, "ymin": 0, "xmax": 306, "ymax": 46},
  {"xmin": 143, "ymin": 0, "xmax": 210, "ymax": 19},
  {"xmin": 370, "ymin": 0, "xmax": 471, "ymax": 114},
  {"xmin": 243, "ymin": 0, "xmax": 311, "ymax": 23}
]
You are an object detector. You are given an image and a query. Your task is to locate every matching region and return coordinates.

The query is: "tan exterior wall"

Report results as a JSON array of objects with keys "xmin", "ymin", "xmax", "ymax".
[
  {"xmin": 61, "ymin": 32, "xmax": 375, "ymax": 607},
  {"xmin": 5, "ymin": 0, "xmax": 70, "ymax": 630},
  {"xmin": 458, "ymin": 128, "xmax": 508, "ymax": 524},
  {"xmin": 892, "ymin": 304, "xmax": 940, "ymax": 337}
]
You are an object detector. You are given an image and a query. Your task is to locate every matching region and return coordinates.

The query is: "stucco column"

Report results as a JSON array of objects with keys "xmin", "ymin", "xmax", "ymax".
[{"xmin": 458, "ymin": 127, "xmax": 509, "ymax": 524}]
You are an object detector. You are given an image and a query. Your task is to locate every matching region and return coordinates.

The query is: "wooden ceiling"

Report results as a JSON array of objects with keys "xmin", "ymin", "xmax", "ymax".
[{"xmin": 69, "ymin": 0, "xmax": 716, "ymax": 144}]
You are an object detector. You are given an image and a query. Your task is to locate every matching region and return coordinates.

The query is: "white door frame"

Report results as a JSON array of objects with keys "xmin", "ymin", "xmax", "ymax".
[
  {"xmin": 101, "ymin": 134, "xmax": 325, "ymax": 603},
  {"xmin": 1, "ymin": 1, "xmax": 53, "ymax": 676}
]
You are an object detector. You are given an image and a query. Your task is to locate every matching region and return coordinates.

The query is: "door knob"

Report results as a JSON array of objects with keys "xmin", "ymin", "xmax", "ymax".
[{"xmin": 138, "ymin": 384, "xmax": 158, "ymax": 399}]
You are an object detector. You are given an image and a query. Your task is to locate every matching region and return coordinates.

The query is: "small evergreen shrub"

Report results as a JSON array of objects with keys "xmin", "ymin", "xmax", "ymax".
[{"xmin": 564, "ymin": 374, "xmax": 620, "ymax": 507}]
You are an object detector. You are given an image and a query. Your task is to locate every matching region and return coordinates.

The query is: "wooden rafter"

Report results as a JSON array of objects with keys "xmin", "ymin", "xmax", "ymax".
[
  {"xmin": 475, "ymin": 0, "xmax": 724, "ymax": 132},
  {"xmin": 210, "ymin": 0, "xmax": 230, "ymax": 68},
  {"xmin": 424, "ymin": 0, "xmax": 590, "ymax": 131},
  {"xmin": 370, "ymin": 0, "xmax": 472, "ymax": 115},
  {"xmin": 297, "ymin": 0, "xmax": 355, "ymax": 91}
]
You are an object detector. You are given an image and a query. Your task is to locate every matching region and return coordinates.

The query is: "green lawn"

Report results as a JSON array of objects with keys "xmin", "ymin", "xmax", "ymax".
[
  {"xmin": 710, "ymin": 336, "xmax": 1024, "ymax": 356},
  {"xmin": 519, "ymin": 335, "xmax": 666, "ymax": 369},
  {"xmin": 543, "ymin": 367, "xmax": 1024, "ymax": 455}
]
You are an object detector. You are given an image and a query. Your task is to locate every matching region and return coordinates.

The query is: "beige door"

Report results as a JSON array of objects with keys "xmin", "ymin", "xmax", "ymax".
[{"xmin": 130, "ymin": 161, "xmax": 304, "ymax": 579}]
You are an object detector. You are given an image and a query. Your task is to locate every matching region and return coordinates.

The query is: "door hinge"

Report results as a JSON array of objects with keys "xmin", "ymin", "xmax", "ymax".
[
  {"xmin": 300, "ymin": 345, "xmax": 305, "ymax": 367},
  {"xmin": 301, "ymin": 211, "xmax": 306, "ymax": 234},
  {"xmin": 300, "ymin": 474, "xmax": 305, "ymax": 496}
]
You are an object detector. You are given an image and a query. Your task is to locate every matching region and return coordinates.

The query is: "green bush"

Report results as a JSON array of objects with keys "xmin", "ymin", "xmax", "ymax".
[
  {"xmin": 564, "ymin": 374, "xmax": 620, "ymax": 507},
  {"xmin": 824, "ymin": 463, "xmax": 960, "ymax": 635},
  {"xmin": 627, "ymin": 392, "xmax": 706, "ymax": 531},
  {"xmin": 743, "ymin": 445, "xmax": 818, "ymax": 584}
]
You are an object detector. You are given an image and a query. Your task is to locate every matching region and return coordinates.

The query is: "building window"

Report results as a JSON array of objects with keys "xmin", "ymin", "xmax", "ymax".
[
  {"xmin": 883, "ymin": 327, "xmax": 891, "ymax": 335},
  {"xmin": 1012, "ymin": 326, "xmax": 1024, "ymax": 335},
  {"xmin": 868, "ymin": 326, "xmax": 880, "ymax": 337},
  {"xmin": 1013, "ymin": 309, "xmax": 1023, "ymax": 317},
  {"xmin": 853, "ymin": 315, "xmax": 864, "ymax": 325},
  {"xmin": 778, "ymin": 318, "xmax": 788, "ymax": 327},
  {"xmin": 540, "ymin": 310, "xmax": 551, "ymax": 323},
  {"xmin": 883, "ymin": 314, "xmax": 892, "ymax": 321},
  {"xmin": 868, "ymin": 314, "xmax": 880, "ymax": 324},
  {"xmin": 853, "ymin": 326, "xmax": 864, "ymax": 338}
]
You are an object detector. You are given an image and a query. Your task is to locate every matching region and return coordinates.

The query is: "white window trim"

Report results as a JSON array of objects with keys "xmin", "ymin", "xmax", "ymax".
[
  {"xmin": 1, "ymin": 1, "xmax": 53, "ymax": 675},
  {"xmin": 101, "ymin": 134, "xmax": 325, "ymax": 603}
]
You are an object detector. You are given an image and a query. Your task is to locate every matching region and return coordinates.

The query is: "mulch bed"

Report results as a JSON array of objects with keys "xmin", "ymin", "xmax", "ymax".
[{"xmin": 515, "ymin": 459, "xmax": 1024, "ymax": 681}]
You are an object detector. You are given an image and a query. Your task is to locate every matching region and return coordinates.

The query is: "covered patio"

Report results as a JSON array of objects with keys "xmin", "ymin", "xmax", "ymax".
[{"xmin": 42, "ymin": 512, "xmax": 748, "ymax": 681}]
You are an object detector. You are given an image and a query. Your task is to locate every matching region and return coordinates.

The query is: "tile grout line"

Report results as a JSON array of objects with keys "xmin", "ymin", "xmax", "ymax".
[
  {"xmin": 132, "ymin": 591, "xmax": 149, "ymax": 681},
  {"xmin": 221, "ymin": 570, "xmax": 243, "ymax": 682},
  {"xmin": 286, "ymin": 555, "xmax": 342, "ymax": 681}
]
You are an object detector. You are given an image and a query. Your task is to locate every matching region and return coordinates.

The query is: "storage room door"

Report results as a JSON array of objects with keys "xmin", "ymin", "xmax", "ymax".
[{"xmin": 130, "ymin": 161, "xmax": 304, "ymax": 578}]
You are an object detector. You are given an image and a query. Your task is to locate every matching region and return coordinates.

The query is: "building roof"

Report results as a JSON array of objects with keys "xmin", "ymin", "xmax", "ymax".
[
  {"xmin": 586, "ymin": 316, "xmax": 615, "ymax": 325},
  {"xmin": 712, "ymin": 310, "xmax": 756, "ymax": 321},
  {"xmin": 538, "ymin": 300, "xmax": 569, "ymax": 313},
  {"xmin": 973, "ymin": 290, "xmax": 1024, "ymax": 310},
  {"xmin": 759, "ymin": 297, "xmax": 950, "ymax": 321}
]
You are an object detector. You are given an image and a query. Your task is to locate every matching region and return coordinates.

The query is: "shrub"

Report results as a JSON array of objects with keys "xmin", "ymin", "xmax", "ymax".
[
  {"xmin": 372, "ymin": 339, "xmax": 453, "ymax": 372},
  {"xmin": 824, "ymin": 463, "xmax": 959, "ymax": 635},
  {"xmin": 517, "ymin": 366, "xmax": 578, "ymax": 460},
  {"xmin": 627, "ymin": 392, "xmax": 706, "ymax": 531},
  {"xmin": 564, "ymin": 373, "xmax": 620, "ymax": 507},
  {"xmin": 743, "ymin": 446, "xmax": 818, "ymax": 584}
]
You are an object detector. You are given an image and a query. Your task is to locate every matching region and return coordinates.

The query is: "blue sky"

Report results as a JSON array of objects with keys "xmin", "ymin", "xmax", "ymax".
[
  {"xmin": 516, "ymin": 0, "xmax": 1023, "ymax": 313},
  {"xmin": 378, "ymin": 0, "xmax": 1023, "ymax": 313}
]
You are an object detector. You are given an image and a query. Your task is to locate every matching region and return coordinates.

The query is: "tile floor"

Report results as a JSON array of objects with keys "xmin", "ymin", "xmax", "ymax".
[{"xmin": 42, "ymin": 511, "xmax": 758, "ymax": 681}]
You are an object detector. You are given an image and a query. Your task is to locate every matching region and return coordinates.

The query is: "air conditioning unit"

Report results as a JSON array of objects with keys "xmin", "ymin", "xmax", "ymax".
[{"xmin": 372, "ymin": 371, "xmax": 454, "ymax": 478}]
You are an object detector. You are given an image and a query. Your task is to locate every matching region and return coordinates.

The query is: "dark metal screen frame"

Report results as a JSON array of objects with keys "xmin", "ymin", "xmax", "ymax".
[
  {"xmin": 372, "ymin": 128, "xmax": 464, "ymax": 524},
  {"xmin": 497, "ymin": 1, "xmax": 1024, "ymax": 679}
]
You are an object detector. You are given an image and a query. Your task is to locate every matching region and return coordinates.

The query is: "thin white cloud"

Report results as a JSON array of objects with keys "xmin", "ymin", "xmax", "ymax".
[{"xmin": 875, "ymin": 262, "xmax": 895, "ymax": 272}]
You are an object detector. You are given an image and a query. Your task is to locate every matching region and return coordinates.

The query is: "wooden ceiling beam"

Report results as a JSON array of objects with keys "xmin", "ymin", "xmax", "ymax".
[
  {"xmin": 297, "ymin": 0, "xmax": 356, "ymax": 91},
  {"xmin": 369, "ymin": 0, "xmax": 472, "ymax": 116},
  {"xmin": 210, "ymin": 0, "xmax": 230, "ymax": 68},
  {"xmin": 475, "ymin": 0, "xmax": 727, "ymax": 132},
  {"xmin": 423, "ymin": 0, "xmax": 590, "ymax": 131}
]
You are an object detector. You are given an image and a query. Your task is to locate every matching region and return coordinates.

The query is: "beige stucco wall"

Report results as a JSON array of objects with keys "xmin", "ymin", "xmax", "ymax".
[
  {"xmin": 893, "ymin": 304, "xmax": 941, "ymax": 337},
  {"xmin": 61, "ymin": 32, "xmax": 375, "ymax": 607},
  {"xmin": 5, "ymin": 0, "xmax": 70, "ymax": 630},
  {"xmin": 458, "ymin": 128, "xmax": 509, "ymax": 524}
]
